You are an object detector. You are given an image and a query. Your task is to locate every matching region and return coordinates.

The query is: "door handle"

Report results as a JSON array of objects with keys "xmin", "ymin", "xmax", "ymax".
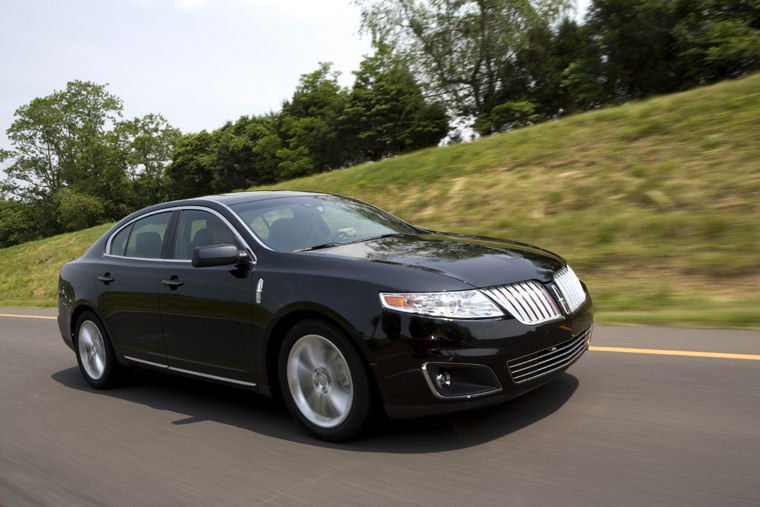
[
  {"xmin": 97, "ymin": 274, "xmax": 114, "ymax": 284},
  {"xmin": 161, "ymin": 278, "xmax": 184, "ymax": 290}
]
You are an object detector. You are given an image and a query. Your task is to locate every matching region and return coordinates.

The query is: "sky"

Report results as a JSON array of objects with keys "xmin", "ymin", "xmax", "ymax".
[{"xmin": 1, "ymin": 0, "xmax": 590, "ymax": 153}]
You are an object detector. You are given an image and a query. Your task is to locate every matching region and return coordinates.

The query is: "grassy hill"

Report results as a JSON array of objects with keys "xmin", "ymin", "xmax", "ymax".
[{"xmin": 2, "ymin": 74, "xmax": 759, "ymax": 327}]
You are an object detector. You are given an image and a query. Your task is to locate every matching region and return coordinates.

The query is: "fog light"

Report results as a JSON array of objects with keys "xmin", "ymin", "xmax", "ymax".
[{"xmin": 435, "ymin": 370, "xmax": 451, "ymax": 389}]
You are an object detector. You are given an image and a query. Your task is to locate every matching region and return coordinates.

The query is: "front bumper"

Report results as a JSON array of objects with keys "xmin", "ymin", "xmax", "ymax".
[{"xmin": 367, "ymin": 297, "xmax": 593, "ymax": 420}]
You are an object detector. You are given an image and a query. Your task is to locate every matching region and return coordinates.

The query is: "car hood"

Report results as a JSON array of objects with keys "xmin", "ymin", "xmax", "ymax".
[{"xmin": 316, "ymin": 232, "xmax": 566, "ymax": 288}]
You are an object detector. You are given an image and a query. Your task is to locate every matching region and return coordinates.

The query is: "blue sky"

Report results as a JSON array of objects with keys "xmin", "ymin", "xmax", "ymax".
[{"xmin": 1, "ymin": 0, "xmax": 590, "ymax": 152}]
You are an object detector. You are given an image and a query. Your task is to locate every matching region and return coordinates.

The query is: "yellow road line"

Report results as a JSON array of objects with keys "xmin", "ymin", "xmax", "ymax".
[
  {"xmin": 0, "ymin": 313, "xmax": 57, "ymax": 320},
  {"xmin": 590, "ymin": 346, "xmax": 760, "ymax": 361}
]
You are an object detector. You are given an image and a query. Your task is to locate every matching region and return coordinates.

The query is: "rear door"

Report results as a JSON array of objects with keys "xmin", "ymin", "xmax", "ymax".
[{"xmin": 97, "ymin": 210, "xmax": 173, "ymax": 366}]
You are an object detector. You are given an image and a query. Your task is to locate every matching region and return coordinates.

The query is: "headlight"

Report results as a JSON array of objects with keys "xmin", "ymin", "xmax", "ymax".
[{"xmin": 379, "ymin": 290, "xmax": 504, "ymax": 319}]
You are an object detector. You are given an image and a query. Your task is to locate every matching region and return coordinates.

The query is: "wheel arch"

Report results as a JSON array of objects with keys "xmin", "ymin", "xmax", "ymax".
[{"xmin": 69, "ymin": 303, "xmax": 129, "ymax": 367}]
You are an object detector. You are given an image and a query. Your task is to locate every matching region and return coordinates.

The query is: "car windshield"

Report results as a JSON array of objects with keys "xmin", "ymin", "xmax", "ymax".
[{"xmin": 229, "ymin": 195, "xmax": 421, "ymax": 252}]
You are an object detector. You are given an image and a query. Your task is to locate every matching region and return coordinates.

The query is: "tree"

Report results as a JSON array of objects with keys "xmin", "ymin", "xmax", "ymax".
[
  {"xmin": 342, "ymin": 45, "xmax": 450, "ymax": 160},
  {"xmin": 1, "ymin": 81, "xmax": 131, "ymax": 239},
  {"xmin": 3, "ymin": 81, "xmax": 126, "ymax": 202},
  {"xmin": 113, "ymin": 113, "xmax": 181, "ymax": 208},
  {"xmin": 0, "ymin": 198, "xmax": 37, "ymax": 247},
  {"xmin": 583, "ymin": 0, "xmax": 681, "ymax": 102},
  {"xmin": 475, "ymin": 17, "xmax": 592, "ymax": 132},
  {"xmin": 674, "ymin": 0, "xmax": 760, "ymax": 86},
  {"xmin": 212, "ymin": 114, "xmax": 283, "ymax": 191},
  {"xmin": 559, "ymin": 21, "xmax": 609, "ymax": 111},
  {"xmin": 355, "ymin": 0, "xmax": 571, "ymax": 133},
  {"xmin": 165, "ymin": 131, "xmax": 217, "ymax": 199},
  {"xmin": 277, "ymin": 63, "xmax": 351, "ymax": 178}
]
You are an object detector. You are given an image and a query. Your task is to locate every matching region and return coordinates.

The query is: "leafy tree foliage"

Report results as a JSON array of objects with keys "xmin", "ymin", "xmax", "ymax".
[
  {"xmin": 3, "ymin": 81, "xmax": 125, "ymax": 201},
  {"xmin": 565, "ymin": 0, "xmax": 760, "ymax": 107},
  {"xmin": 342, "ymin": 45, "xmax": 449, "ymax": 160},
  {"xmin": 674, "ymin": 0, "xmax": 760, "ymax": 86},
  {"xmin": 55, "ymin": 189, "xmax": 107, "ymax": 232},
  {"xmin": 356, "ymin": 0, "xmax": 571, "ymax": 133},
  {"xmin": 278, "ymin": 63, "xmax": 351, "ymax": 178},
  {"xmin": 357, "ymin": 0, "xmax": 760, "ymax": 132},
  {"xmin": 165, "ymin": 56, "xmax": 449, "ymax": 199},
  {"xmin": 0, "ymin": 198, "xmax": 37, "ymax": 247},
  {"xmin": 114, "ymin": 113, "xmax": 181, "ymax": 208},
  {"xmin": 476, "ymin": 18, "xmax": 592, "ymax": 133},
  {"xmin": 165, "ymin": 130, "xmax": 217, "ymax": 199},
  {"xmin": 1, "ymin": 81, "xmax": 181, "ymax": 246}
]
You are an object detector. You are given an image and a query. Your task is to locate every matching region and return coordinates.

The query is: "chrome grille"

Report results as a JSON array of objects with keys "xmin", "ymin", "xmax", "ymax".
[
  {"xmin": 483, "ymin": 281, "xmax": 562, "ymax": 325},
  {"xmin": 554, "ymin": 266, "xmax": 586, "ymax": 313},
  {"xmin": 507, "ymin": 327, "xmax": 591, "ymax": 384}
]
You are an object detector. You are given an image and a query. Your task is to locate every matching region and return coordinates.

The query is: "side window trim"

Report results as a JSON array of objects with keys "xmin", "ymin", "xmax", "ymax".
[
  {"xmin": 104, "ymin": 206, "xmax": 257, "ymax": 263},
  {"xmin": 104, "ymin": 209, "xmax": 173, "ymax": 260},
  {"xmin": 163, "ymin": 210, "xmax": 181, "ymax": 260},
  {"xmin": 172, "ymin": 208, "xmax": 246, "ymax": 261}
]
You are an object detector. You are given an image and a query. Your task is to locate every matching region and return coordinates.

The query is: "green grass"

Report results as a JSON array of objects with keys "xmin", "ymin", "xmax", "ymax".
[
  {"xmin": 0, "ymin": 224, "xmax": 113, "ymax": 308},
  {"xmin": 2, "ymin": 74, "xmax": 759, "ymax": 328}
]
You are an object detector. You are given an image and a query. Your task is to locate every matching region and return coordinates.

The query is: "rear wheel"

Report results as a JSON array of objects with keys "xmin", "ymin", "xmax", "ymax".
[
  {"xmin": 279, "ymin": 320, "xmax": 371, "ymax": 441},
  {"xmin": 74, "ymin": 311, "xmax": 122, "ymax": 389}
]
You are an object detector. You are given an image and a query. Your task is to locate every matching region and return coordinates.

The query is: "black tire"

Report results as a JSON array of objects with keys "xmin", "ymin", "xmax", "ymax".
[
  {"xmin": 278, "ymin": 319, "xmax": 371, "ymax": 441},
  {"xmin": 74, "ymin": 311, "xmax": 122, "ymax": 389}
]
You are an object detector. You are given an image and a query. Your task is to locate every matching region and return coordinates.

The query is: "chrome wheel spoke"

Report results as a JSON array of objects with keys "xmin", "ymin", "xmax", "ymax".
[
  {"xmin": 327, "ymin": 388, "xmax": 349, "ymax": 416},
  {"xmin": 294, "ymin": 358, "xmax": 314, "ymax": 385}
]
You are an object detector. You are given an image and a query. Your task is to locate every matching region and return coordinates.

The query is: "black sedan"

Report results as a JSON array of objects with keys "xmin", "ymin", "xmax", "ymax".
[{"xmin": 58, "ymin": 191, "xmax": 592, "ymax": 440}]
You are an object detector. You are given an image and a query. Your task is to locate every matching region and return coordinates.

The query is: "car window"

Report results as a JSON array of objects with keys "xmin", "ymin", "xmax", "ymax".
[
  {"xmin": 124, "ymin": 212, "xmax": 171, "ymax": 259},
  {"xmin": 230, "ymin": 195, "xmax": 418, "ymax": 252},
  {"xmin": 173, "ymin": 209, "xmax": 240, "ymax": 260},
  {"xmin": 109, "ymin": 223, "xmax": 132, "ymax": 256}
]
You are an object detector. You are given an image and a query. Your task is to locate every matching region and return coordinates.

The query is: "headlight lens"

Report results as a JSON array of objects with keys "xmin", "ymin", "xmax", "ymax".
[{"xmin": 379, "ymin": 290, "xmax": 503, "ymax": 319}]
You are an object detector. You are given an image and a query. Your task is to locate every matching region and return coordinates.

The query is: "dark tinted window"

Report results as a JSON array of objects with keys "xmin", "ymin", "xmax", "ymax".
[
  {"xmin": 173, "ymin": 209, "xmax": 240, "ymax": 260},
  {"xmin": 125, "ymin": 212, "xmax": 171, "ymax": 259},
  {"xmin": 109, "ymin": 224, "xmax": 132, "ymax": 256}
]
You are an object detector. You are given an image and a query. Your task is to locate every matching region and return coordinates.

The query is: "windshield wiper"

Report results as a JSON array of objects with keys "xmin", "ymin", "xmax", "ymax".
[
  {"xmin": 293, "ymin": 242, "xmax": 344, "ymax": 252},
  {"xmin": 293, "ymin": 233, "xmax": 410, "ymax": 252}
]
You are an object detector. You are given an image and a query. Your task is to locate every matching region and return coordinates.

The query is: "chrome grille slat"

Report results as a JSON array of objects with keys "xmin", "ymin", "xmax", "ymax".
[
  {"xmin": 510, "ymin": 338, "xmax": 588, "ymax": 376},
  {"xmin": 484, "ymin": 281, "xmax": 562, "ymax": 325},
  {"xmin": 509, "ymin": 334, "xmax": 588, "ymax": 371},
  {"xmin": 513, "ymin": 284, "xmax": 540, "ymax": 321},
  {"xmin": 518, "ymin": 282, "xmax": 548, "ymax": 320},
  {"xmin": 494, "ymin": 287, "xmax": 528, "ymax": 322},
  {"xmin": 505, "ymin": 285, "xmax": 533, "ymax": 321},
  {"xmin": 511, "ymin": 342, "xmax": 587, "ymax": 382},
  {"xmin": 554, "ymin": 266, "xmax": 586, "ymax": 313},
  {"xmin": 507, "ymin": 328, "xmax": 591, "ymax": 383}
]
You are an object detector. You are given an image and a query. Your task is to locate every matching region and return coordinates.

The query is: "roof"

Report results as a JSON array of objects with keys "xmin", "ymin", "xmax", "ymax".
[{"xmin": 194, "ymin": 190, "xmax": 326, "ymax": 206}]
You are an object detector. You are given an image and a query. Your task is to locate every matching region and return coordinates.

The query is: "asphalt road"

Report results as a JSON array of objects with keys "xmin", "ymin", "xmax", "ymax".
[{"xmin": 1, "ymin": 308, "xmax": 758, "ymax": 506}]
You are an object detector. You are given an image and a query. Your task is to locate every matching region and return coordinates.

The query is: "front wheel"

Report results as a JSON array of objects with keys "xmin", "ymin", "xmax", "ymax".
[
  {"xmin": 279, "ymin": 320, "xmax": 371, "ymax": 441},
  {"xmin": 74, "ymin": 311, "xmax": 122, "ymax": 389}
]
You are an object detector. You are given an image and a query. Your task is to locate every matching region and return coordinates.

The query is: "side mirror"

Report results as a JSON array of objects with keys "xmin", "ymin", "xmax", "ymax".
[{"xmin": 192, "ymin": 244, "xmax": 250, "ymax": 268}]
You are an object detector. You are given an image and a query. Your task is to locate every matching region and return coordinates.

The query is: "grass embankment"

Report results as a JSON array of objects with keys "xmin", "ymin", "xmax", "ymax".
[
  {"xmin": 2, "ymin": 74, "xmax": 758, "ymax": 327},
  {"xmin": 0, "ymin": 224, "xmax": 112, "ymax": 308}
]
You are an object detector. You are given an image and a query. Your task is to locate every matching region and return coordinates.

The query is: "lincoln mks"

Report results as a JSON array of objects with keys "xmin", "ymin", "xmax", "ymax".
[{"xmin": 58, "ymin": 191, "xmax": 592, "ymax": 440}]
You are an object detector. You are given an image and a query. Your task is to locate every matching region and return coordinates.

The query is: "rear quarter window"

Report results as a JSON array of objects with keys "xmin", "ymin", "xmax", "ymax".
[{"xmin": 109, "ymin": 224, "xmax": 132, "ymax": 256}]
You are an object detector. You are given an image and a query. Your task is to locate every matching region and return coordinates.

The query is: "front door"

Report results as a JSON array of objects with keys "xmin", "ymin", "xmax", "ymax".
[{"xmin": 159, "ymin": 208, "xmax": 258, "ymax": 384}]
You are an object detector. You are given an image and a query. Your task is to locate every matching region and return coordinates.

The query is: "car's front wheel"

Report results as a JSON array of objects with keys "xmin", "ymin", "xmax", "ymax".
[
  {"xmin": 74, "ymin": 311, "xmax": 122, "ymax": 389},
  {"xmin": 279, "ymin": 320, "xmax": 371, "ymax": 441}
]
